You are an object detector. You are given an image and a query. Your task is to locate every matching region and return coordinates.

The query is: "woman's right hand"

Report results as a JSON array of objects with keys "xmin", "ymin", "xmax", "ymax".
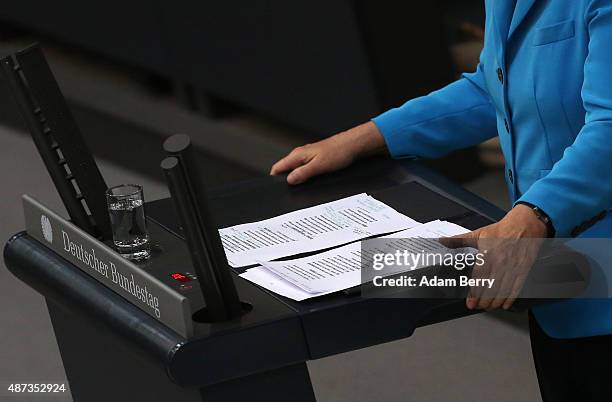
[{"xmin": 270, "ymin": 121, "xmax": 387, "ymax": 185}]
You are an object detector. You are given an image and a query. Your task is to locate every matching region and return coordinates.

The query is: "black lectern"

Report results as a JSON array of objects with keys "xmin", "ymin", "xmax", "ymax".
[
  {"xmin": 6, "ymin": 159, "xmax": 502, "ymax": 402},
  {"xmin": 2, "ymin": 45, "xmax": 592, "ymax": 402}
]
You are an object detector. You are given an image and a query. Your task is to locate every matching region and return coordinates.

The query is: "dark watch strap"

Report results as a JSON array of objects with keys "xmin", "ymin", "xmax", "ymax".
[{"xmin": 517, "ymin": 202, "xmax": 556, "ymax": 238}]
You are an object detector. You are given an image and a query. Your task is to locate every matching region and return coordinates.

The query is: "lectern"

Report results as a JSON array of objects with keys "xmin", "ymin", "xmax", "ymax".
[{"xmin": 2, "ymin": 45, "xmax": 592, "ymax": 402}]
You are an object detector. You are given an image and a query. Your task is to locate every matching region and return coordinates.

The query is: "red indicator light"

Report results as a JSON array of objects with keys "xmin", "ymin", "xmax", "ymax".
[{"xmin": 171, "ymin": 273, "xmax": 192, "ymax": 283}]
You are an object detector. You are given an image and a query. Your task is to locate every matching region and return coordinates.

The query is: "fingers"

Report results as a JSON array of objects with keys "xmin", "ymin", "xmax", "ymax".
[
  {"xmin": 270, "ymin": 148, "xmax": 309, "ymax": 176},
  {"xmin": 287, "ymin": 162, "xmax": 320, "ymax": 185},
  {"xmin": 466, "ymin": 292, "xmax": 478, "ymax": 310},
  {"xmin": 270, "ymin": 145, "xmax": 329, "ymax": 185},
  {"xmin": 486, "ymin": 272, "xmax": 514, "ymax": 310},
  {"xmin": 469, "ymin": 255, "xmax": 531, "ymax": 311},
  {"xmin": 270, "ymin": 147, "xmax": 319, "ymax": 185},
  {"xmin": 439, "ymin": 230, "xmax": 480, "ymax": 249},
  {"xmin": 466, "ymin": 258, "xmax": 491, "ymax": 309},
  {"xmin": 503, "ymin": 273, "xmax": 528, "ymax": 310},
  {"xmin": 440, "ymin": 230, "xmax": 481, "ymax": 310},
  {"xmin": 478, "ymin": 262, "xmax": 512, "ymax": 310}
]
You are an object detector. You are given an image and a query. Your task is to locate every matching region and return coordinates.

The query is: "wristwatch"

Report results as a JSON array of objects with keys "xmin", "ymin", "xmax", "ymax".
[{"xmin": 517, "ymin": 202, "xmax": 555, "ymax": 238}]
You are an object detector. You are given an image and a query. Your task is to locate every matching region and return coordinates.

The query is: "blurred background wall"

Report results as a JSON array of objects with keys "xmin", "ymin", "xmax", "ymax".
[
  {"xmin": 0, "ymin": 2, "xmax": 540, "ymax": 401},
  {"xmin": 1, "ymin": 1, "xmax": 460, "ymax": 134}
]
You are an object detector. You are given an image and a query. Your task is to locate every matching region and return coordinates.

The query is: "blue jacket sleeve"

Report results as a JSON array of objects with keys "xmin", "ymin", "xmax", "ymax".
[
  {"xmin": 372, "ymin": 61, "xmax": 498, "ymax": 159},
  {"xmin": 518, "ymin": 0, "xmax": 612, "ymax": 237}
]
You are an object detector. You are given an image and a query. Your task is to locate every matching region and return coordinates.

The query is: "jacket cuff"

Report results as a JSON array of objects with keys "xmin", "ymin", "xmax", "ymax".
[{"xmin": 371, "ymin": 112, "xmax": 417, "ymax": 160}]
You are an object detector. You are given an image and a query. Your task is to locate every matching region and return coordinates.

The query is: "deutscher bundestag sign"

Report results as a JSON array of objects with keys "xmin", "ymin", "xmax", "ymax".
[{"xmin": 22, "ymin": 195, "xmax": 193, "ymax": 337}]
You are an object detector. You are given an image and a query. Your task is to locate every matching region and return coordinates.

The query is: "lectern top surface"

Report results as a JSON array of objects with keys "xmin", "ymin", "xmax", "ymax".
[
  {"xmin": 4, "ymin": 158, "xmax": 506, "ymax": 384},
  {"xmin": 147, "ymin": 158, "xmax": 499, "ymax": 316}
]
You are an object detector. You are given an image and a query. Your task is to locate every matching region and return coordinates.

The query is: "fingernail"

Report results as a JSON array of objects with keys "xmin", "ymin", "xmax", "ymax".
[{"xmin": 466, "ymin": 298, "xmax": 474, "ymax": 309}]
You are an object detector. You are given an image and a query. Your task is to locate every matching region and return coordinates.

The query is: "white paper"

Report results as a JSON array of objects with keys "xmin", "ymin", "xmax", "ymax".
[
  {"xmin": 219, "ymin": 193, "xmax": 419, "ymax": 267},
  {"xmin": 240, "ymin": 266, "xmax": 337, "ymax": 301},
  {"xmin": 257, "ymin": 220, "xmax": 470, "ymax": 297}
]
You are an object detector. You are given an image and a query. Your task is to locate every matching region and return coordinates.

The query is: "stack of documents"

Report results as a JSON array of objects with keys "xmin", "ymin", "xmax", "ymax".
[
  {"xmin": 219, "ymin": 193, "xmax": 419, "ymax": 267},
  {"xmin": 218, "ymin": 193, "xmax": 470, "ymax": 301}
]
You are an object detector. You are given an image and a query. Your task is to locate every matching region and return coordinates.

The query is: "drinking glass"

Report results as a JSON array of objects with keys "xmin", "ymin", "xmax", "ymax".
[{"xmin": 106, "ymin": 184, "xmax": 151, "ymax": 261}]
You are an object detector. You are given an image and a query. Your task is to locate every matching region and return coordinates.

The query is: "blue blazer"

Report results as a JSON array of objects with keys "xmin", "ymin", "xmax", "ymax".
[{"xmin": 373, "ymin": 0, "xmax": 612, "ymax": 338}]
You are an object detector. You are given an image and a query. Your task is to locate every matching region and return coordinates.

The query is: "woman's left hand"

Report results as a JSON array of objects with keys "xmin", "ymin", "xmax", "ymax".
[{"xmin": 441, "ymin": 204, "xmax": 548, "ymax": 311}]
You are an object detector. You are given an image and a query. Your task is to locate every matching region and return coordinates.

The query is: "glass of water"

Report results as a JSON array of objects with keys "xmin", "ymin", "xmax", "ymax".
[{"xmin": 106, "ymin": 184, "xmax": 151, "ymax": 261}]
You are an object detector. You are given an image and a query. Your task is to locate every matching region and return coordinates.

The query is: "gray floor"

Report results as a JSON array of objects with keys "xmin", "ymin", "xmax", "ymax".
[{"xmin": 0, "ymin": 40, "xmax": 540, "ymax": 402}]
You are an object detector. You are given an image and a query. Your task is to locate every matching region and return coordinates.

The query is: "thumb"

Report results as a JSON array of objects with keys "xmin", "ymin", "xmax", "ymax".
[{"xmin": 438, "ymin": 229, "xmax": 480, "ymax": 249}]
